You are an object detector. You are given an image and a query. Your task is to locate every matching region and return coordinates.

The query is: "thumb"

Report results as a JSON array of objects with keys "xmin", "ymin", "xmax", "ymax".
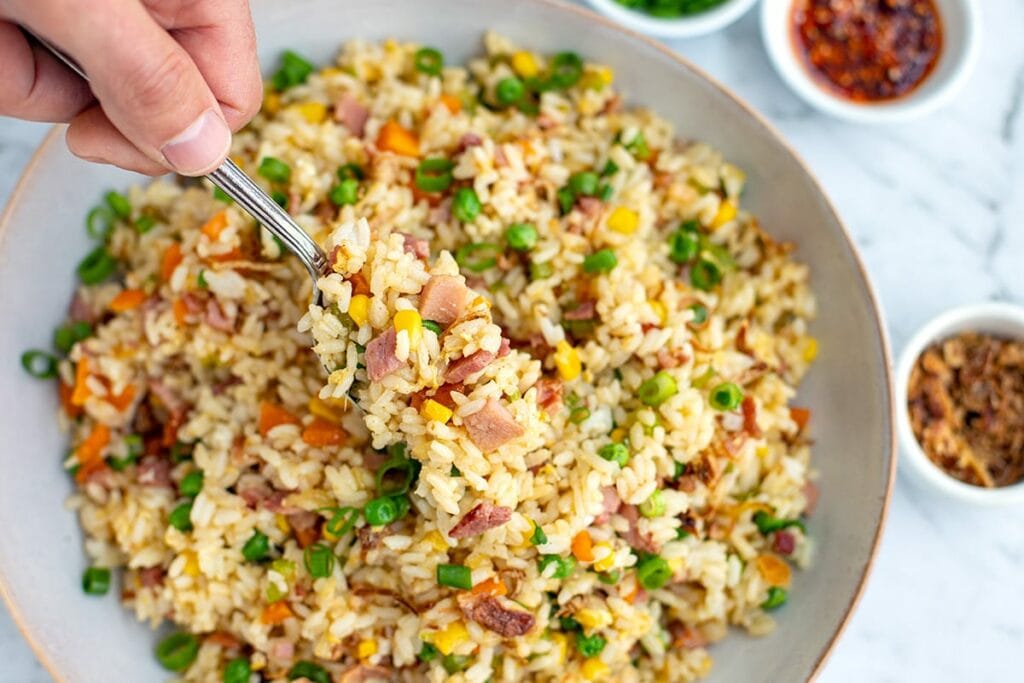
[{"xmin": 38, "ymin": 0, "xmax": 232, "ymax": 175}]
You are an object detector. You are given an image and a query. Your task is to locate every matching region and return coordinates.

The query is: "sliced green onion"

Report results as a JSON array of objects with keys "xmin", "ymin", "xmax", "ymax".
[
  {"xmin": 598, "ymin": 183, "xmax": 613, "ymax": 201},
  {"xmin": 598, "ymin": 442, "xmax": 630, "ymax": 467},
  {"xmin": 414, "ymin": 157, "xmax": 455, "ymax": 193},
  {"xmin": 213, "ymin": 186, "xmax": 233, "ymax": 204},
  {"xmin": 134, "ymin": 215, "xmax": 156, "ymax": 234},
  {"xmin": 179, "ymin": 470, "xmax": 204, "ymax": 497},
  {"xmin": 752, "ymin": 510, "xmax": 806, "ymax": 535},
  {"xmin": 437, "ymin": 563, "xmax": 472, "ymax": 590},
  {"xmin": 55, "ymin": 321, "xmax": 92, "ymax": 354},
  {"xmin": 538, "ymin": 554, "xmax": 575, "ymax": 579},
  {"xmin": 155, "ymin": 632, "xmax": 200, "ymax": 673},
  {"xmin": 688, "ymin": 303, "xmax": 708, "ymax": 326},
  {"xmin": 505, "ymin": 223, "xmax": 538, "ymax": 251},
  {"xmin": 442, "ymin": 654, "xmax": 471, "ymax": 675},
  {"xmin": 583, "ymin": 248, "xmax": 617, "ymax": 274},
  {"xmin": 168, "ymin": 502, "xmax": 193, "ymax": 532},
  {"xmin": 709, "ymin": 382, "xmax": 743, "ymax": 411},
  {"xmin": 556, "ymin": 186, "xmax": 576, "ymax": 215},
  {"xmin": 288, "ymin": 661, "xmax": 329, "ymax": 683},
  {"xmin": 242, "ymin": 530, "xmax": 270, "ymax": 562},
  {"xmin": 77, "ymin": 246, "xmax": 117, "ymax": 284},
  {"xmin": 86, "ymin": 206, "xmax": 114, "ymax": 240},
  {"xmin": 623, "ymin": 131, "xmax": 651, "ymax": 160},
  {"xmin": 639, "ymin": 490, "xmax": 666, "ymax": 518},
  {"xmin": 323, "ymin": 506, "xmax": 359, "ymax": 537},
  {"xmin": 762, "ymin": 586, "xmax": 787, "ymax": 610},
  {"xmin": 105, "ymin": 191, "xmax": 131, "ymax": 219},
  {"xmin": 375, "ymin": 455, "xmax": 419, "ymax": 496},
  {"xmin": 452, "ymin": 187, "xmax": 482, "ymax": 223},
  {"xmin": 530, "ymin": 260, "xmax": 554, "ymax": 280},
  {"xmin": 418, "ymin": 642, "xmax": 440, "ymax": 662},
  {"xmin": 329, "ymin": 178, "xmax": 360, "ymax": 206},
  {"xmin": 391, "ymin": 494, "xmax": 411, "ymax": 521},
  {"xmin": 82, "ymin": 566, "xmax": 110, "ymax": 595},
  {"xmin": 258, "ymin": 157, "xmax": 292, "ymax": 184},
  {"xmin": 337, "ymin": 163, "xmax": 365, "ymax": 181},
  {"xmin": 272, "ymin": 50, "xmax": 314, "ymax": 91},
  {"xmin": 455, "ymin": 242, "xmax": 499, "ymax": 272},
  {"xmin": 597, "ymin": 569, "xmax": 621, "ymax": 585},
  {"xmin": 669, "ymin": 229, "xmax": 700, "ymax": 264},
  {"xmin": 169, "ymin": 441, "xmax": 194, "ymax": 463},
  {"xmin": 549, "ymin": 52, "xmax": 583, "ymax": 89},
  {"xmin": 303, "ymin": 543, "xmax": 335, "ymax": 579},
  {"xmin": 568, "ymin": 171, "xmax": 599, "ymax": 197},
  {"xmin": 601, "ymin": 160, "xmax": 619, "ymax": 177},
  {"xmin": 223, "ymin": 658, "xmax": 252, "ymax": 683},
  {"xmin": 639, "ymin": 371, "xmax": 678, "ymax": 407},
  {"xmin": 364, "ymin": 495, "xmax": 400, "ymax": 526},
  {"xmin": 109, "ymin": 434, "xmax": 143, "ymax": 471},
  {"xmin": 576, "ymin": 633, "xmax": 607, "ymax": 657},
  {"xmin": 496, "ymin": 77, "xmax": 525, "ymax": 105},
  {"xmin": 569, "ymin": 406, "xmax": 590, "ymax": 424},
  {"xmin": 21, "ymin": 350, "xmax": 57, "ymax": 379},
  {"xmin": 423, "ymin": 320, "xmax": 443, "ymax": 335},
  {"xmin": 559, "ymin": 616, "xmax": 581, "ymax": 632},
  {"xmin": 636, "ymin": 555, "xmax": 671, "ymax": 590},
  {"xmin": 414, "ymin": 47, "xmax": 444, "ymax": 76},
  {"xmin": 270, "ymin": 190, "xmax": 288, "ymax": 208},
  {"xmin": 530, "ymin": 522, "xmax": 548, "ymax": 545},
  {"xmin": 690, "ymin": 258, "xmax": 722, "ymax": 291}
]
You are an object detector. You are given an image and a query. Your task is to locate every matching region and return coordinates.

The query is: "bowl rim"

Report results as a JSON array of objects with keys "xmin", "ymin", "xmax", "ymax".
[
  {"xmin": 895, "ymin": 302, "xmax": 1024, "ymax": 505},
  {"xmin": 0, "ymin": 0, "xmax": 897, "ymax": 679},
  {"xmin": 583, "ymin": 0, "xmax": 759, "ymax": 38},
  {"xmin": 759, "ymin": 0, "xmax": 981, "ymax": 124}
]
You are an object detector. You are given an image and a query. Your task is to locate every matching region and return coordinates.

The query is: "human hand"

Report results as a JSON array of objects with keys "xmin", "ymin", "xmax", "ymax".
[{"xmin": 0, "ymin": 0, "xmax": 263, "ymax": 176}]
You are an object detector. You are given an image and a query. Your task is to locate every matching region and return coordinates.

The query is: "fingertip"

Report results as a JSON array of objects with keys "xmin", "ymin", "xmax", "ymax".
[{"xmin": 160, "ymin": 108, "xmax": 232, "ymax": 176}]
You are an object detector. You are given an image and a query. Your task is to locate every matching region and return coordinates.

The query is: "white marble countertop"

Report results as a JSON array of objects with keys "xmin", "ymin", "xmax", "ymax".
[{"xmin": 2, "ymin": 2, "xmax": 1023, "ymax": 680}]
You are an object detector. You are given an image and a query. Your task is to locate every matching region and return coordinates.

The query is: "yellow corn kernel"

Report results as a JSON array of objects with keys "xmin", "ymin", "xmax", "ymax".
[
  {"xmin": 263, "ymin": 91, "xmax": 281, "ymax": 115},
  {"xmin": 421, "ymin": 399, "xmax": 453, "ymax": 423},
  {"xmin": 668, "ymin": 557, "xmax": 683, "ymax": 574},
  {"xmin": 347, "ymin": 294, "xmax": 371, "ymax": 327},
  {"xmin": 309, "ymin": 396, "xmax": 345, "ymax": 424},
  {"xmin": 597, "ymin": 66, "xmax": 614, "ymax": 85},
  {"xmin": 275, "ymin": 514, "xmax": 290, "ymax": 534},
  {"xmin": 425, "ymin": 530, "xmax": 448, "ymax": 552},
  {"xmin": 756, "ymin": 445, "xmax": 769, "ymax": 459},
  {"xmin": 292, "ymin": 101, "xmax": 327, "ymax": 124},
  {"xmin": 393, "ymin": 309, "xmax": 423, "ymax": 350},
  {"xmin": 592, "ymin": 543, "xmax": 615, "ymax": 572},
  {"xmin": 320, "ymin": 66, "xmax": 343, "ymax": 77},
  {"xmin": 511, "ymin": 51, "xmax": 539, "ymax": 78},
  {"xmin": 357, "ymin": 639, "xmax": 378, "ymax": 660},
  {"xmin": 250, "ymin": 655, "xmax": 266, "ymax": 672},
  {"xmin": 554, "ymin": 340, "xmax": 581, "ymax": 381},
  {"xmin": 649, "ymin": 300, "xmax": 667, "ymax": 326},
  {"xmin": 432, "ymin": 621, "xmax": 469, "ymax": 656},
  {"xmin": 550, "ymin": 632, "xmax": 569, "ymax": 664},
  {"xmin": 582, "ymin": 658, "xmax": 610, "ymax": 681},
  {"xmin": 576, "ymin": 608, "xmax": 612, "ymax": 631},
  {"xmin": 520, "ymin": 519, "xmax": 537, "ymax": 548},
  {"xmin": 802, "ymin": 337, "xmax": 819, "ymax": 362},
  {"xmin": 182, "ymin": 550, "xmax": 200, "ymax": 577},
  {"xmin": 607, "ymin": 206, "xmax": 639, "ymax": 234},
  {"xmin": 710, "ymin": 199, "xmax": 737, "ymax": 230},
  {"xmin": 610, "ymin": 427, "xmax": 627, "ymax": 443}
]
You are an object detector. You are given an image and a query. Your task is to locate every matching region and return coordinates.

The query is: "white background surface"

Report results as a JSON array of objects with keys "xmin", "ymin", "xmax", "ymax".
[{"xmin": 2, "ymin": 1, "xmax": 1023, "ymax": 680}]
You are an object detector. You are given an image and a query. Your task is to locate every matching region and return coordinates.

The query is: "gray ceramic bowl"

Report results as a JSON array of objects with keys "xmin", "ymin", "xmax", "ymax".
[{"xmin": 0, "ymin": 0, "xmax": 895, "ymax": 680}]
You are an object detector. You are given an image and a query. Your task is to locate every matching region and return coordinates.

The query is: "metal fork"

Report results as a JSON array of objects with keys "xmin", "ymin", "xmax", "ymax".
[{"xmin": 27, "ymin": 30, "xmax": 330, "ymax": 299}]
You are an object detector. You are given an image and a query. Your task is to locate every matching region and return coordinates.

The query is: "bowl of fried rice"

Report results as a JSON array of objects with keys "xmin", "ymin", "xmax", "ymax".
[{"xmin": 0, "ymin": 0, "xmax": 895, "ymax": 681}]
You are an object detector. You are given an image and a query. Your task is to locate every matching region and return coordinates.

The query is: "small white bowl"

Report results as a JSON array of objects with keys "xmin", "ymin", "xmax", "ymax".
[
  {"xmin": 895, "ymin": 302, "xmax": 1024, "ymax": 505},
  {"xmin": 584, "ymin": 0, "xmax": 758, "ymax": 39},
  {"xmin": 760, "ymin": 0, "xmax": 981, "ymax": 123}
]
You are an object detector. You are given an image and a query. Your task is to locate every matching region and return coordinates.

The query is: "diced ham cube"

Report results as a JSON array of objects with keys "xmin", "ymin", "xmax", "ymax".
[
  {"xmin": 365, "ymin": 329, "xmax": 403, "ymax": 381},
  {"xmin": 535, "ymin": 378, "xmax": 563, "ymax": 413},
  {"xmin": 444, "ymin": 348, "xmax": 496, "ymax": 383},
  {"xmin": 138, "ymin": 566, "xmax": 165, "ymax": 588},
  {"xmin": 456, "ymin": 592, "xmax": 535, "ymax": 637},
  {"xmin": 419, "ymin": 275, "xmax": 468, "ymax": 325},
  {"xmin": 449, "ymin": 502, "xmax": 512, "ymax": 538},
  {"xmin": 497, "ymin": 337, "xmax": 511, "ymax": 358},
  {"xmin": 458, "ymin": 133, "xmax": 483, "ymax": 151},
  {"xmin": 594, "ymin": 485, "xmax": 621, "ymax": 525},
  {"xmin": 400, "ymin": 233, "xmax": 430, "ymax": 260},
  {"xmin": 463, "ymin": 399, "xmax": 524, "ymax": 451},
  {"xmin": 137, "ymin": 456, "xmax": 171, "ymax": 488},
  {"xmin": 620, "ymin": 503, "xmax": 660, "ymax": 553},
  {"xmin": 563, "ymin": 300, "xmax": 596, "ymax": 321},
  {"xmin": 334, "ymin": 93, "xmax": 369, "ymax": 137}
]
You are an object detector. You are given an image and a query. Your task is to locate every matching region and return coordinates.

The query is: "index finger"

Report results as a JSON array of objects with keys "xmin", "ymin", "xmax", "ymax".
[{"xmin": 144, "ymin": 0, "xmax": 263, "ymax": 131}]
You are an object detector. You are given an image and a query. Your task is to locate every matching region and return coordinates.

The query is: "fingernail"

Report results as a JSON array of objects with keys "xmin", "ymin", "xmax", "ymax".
[{"xmin": 160, "ymin": 109, "xmax": 231, "ymax": 176}]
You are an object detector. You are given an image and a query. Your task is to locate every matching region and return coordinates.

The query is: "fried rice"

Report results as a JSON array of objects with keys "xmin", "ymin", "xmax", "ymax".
[{"xmin": 51, "ymin": 32, "xmax": 819, "ymax": 683}]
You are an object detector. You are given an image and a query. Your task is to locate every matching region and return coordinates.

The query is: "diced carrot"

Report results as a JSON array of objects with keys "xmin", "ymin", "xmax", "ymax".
[
  {"xmin": 161, "ymin": 242, "xmax": 183, "ymax": 281},
  {"xmin": 59, "ymin": 381, "xmax": 82, "ymax": 419},
  {"xmin": 172, "ymin": 298, "xmax": 189, "ymax": 325},
  {"xmin": 294, "ymin": 523, "xmax": 320, "ymax": 549},
  {"xmin": 440, "ymin": 94, "xmax": 461, "ymax": 114},
  {"xmin": 162, "ymin": 412, "xmax": 185, "ymax": 448},
  {"xmin": 201, "ymin": 210, "xmax": 229, "ymax": 241},
  {"xmin": 109, "ymin": 289, "xmax": 146, "ymax": 313},
  {"xmin": 755, "ymin": 554, "xmax": 791, "ymax": 587},
  {"xmin": 571, "ymin": 530, "xmax": 595, "ymax": 563},
  {"xmin": 106, "ymin": 385, "xmax": 136, "ymax": 412},
  {"xmin": 74, "ymin": 424, "xmax": 110, "ymax": 484},
  {"xmin": 205, "ymin": 631, "xmax": 242, "ymax": 649},
  {"xmin": 471, "ymin": 576, "xmax": 508, "ymax": 597},
  {"xmin": 71, "ymin": 358, "xmax": 91, "ymax": 406},
  {"xmin": 622, "ymin": 580, "xmax": 640, "ymax": 604},
  {"xmin": 790, "ymin": 407, "xmax": 811, "ymax": 431},
  {"xmin": 259, "ymin": 601, "xmax": 293, "ymax": 625},
  {"xmin": 258, "ymin": 401, "xmax": 300, "ymax": 436},
  {"xmin": 301, "ymin": 417, "xmax": 347, "ymax": 448},
  {"xmin": 209, "ymin": 247, "xmax": 244, "ymax": 263},
  {"xmin": 376, "ymin": 120, "xmax": 420, "ymax": 157}
]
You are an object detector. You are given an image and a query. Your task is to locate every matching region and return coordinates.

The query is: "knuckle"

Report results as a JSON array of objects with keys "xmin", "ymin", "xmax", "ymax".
[{"xmin": 122, "ymin": 50, "xmax": 195, "ymax": 113}]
